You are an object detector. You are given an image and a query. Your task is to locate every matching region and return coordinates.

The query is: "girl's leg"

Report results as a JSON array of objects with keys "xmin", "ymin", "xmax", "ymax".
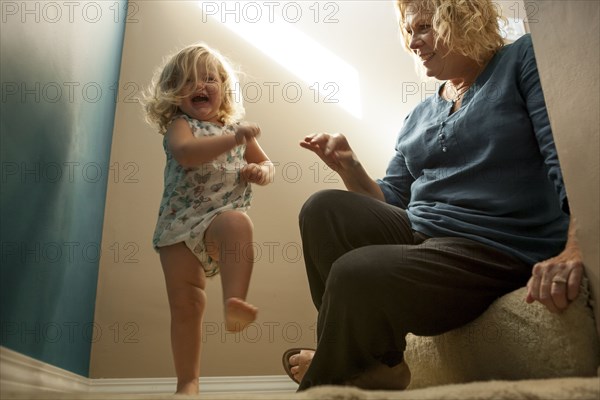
[
  {"xmin": 205, "ymin": 210, "xmax": 257, "ymax": 332},
  {"xmin": 159, "ymin": 242, "xmax": 207, "ymax": 395}
]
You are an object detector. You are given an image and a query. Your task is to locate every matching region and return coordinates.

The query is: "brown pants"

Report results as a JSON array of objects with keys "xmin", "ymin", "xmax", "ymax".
[{"xmin": 298, "ymin": 190, "xmax": 531, "ymax": 390}]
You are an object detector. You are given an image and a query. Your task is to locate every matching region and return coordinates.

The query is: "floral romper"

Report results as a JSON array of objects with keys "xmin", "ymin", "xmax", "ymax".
[{"xmin": 153, "ymin": 114, "xmax": 253, "ymax": 277}]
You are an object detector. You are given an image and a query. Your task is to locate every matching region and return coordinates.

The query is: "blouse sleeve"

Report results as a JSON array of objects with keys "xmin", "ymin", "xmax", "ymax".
[
  {"xmin": 518, "ymin": 35, "xmax": 569, "ymax": 214},
  {"xmin": 377, "ymin": 133, "xmax": 414, "ymax": 209}
]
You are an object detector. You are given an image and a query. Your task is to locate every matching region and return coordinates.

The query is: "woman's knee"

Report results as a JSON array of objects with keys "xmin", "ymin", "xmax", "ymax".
[
  {"xmin": 327, "ymin": 249, "xmax": 377, "ymax": 296},
  {"xmin": 299, "ymin": 190, "xmax": 351, "ymax": 221},
  {"xmin": 327, "ymin": 246, "xmax": 416, "ymax": 298}
]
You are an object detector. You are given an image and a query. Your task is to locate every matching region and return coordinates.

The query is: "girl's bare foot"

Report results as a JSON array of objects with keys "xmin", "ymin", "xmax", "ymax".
[
  {"xmin": 225, "ymin": 297, "xmax": 258, "ymax": 331},
  {"xmin": 175, "ymin": 379, "xmax": 199, "ymax": 395}
]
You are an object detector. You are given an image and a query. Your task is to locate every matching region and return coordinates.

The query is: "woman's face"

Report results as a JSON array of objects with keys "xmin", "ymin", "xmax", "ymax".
[{"xmin": 403, "ymin": 9, "xmax": 473, "ymax": 81}]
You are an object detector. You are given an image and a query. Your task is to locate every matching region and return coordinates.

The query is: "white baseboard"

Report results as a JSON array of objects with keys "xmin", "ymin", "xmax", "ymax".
[
  {"xmin": 0, "ymin": 346, "xmax": 297, "ymax": 394},
  {"xmin": 0, "ymin": 346, "xmax": 89, "ymax": 393},
  {"xmin": 91, "ymin": 375, "xmax": 297, "ymax": 394}
]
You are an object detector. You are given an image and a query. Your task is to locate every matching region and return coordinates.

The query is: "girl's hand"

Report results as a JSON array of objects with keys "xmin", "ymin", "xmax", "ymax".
[
  {"xmin": 300, "ymin": 133, "xmax": 359, "ymax": 173},
  {"xmin": 241, "ymin": 163, "xmax": 266, "ymax": 185},
  {"xmin": 235, "ymin": 122, "xmax": 261, "ymax": 145}
]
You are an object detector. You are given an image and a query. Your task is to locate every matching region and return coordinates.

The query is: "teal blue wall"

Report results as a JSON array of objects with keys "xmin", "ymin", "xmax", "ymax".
[{"xmin": 1, "ymin": 1, "xmax": 127, "ymax": 376}]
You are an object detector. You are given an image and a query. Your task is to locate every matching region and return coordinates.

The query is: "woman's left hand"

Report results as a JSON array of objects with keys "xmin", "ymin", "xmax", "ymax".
[{"xmin": 525, "ymin": 243, "xmax": 584, "ymax": 313}]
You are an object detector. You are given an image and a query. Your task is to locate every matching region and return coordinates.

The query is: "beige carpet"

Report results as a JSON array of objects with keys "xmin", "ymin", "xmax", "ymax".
[{"xmin": 2, "ymin": 377, "xmax": 599, "ymax": 400}]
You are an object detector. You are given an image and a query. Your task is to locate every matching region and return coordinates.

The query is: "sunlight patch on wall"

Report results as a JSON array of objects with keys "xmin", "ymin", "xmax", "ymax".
[{"xmin": 198, "ymin": 1, "xmax": 362, "ymax": 118}]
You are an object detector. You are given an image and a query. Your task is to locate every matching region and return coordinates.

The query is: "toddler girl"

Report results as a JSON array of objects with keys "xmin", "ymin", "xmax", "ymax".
[{"xmin": 143, "ymin": 43, "xmax": 274, "ymax": 394}]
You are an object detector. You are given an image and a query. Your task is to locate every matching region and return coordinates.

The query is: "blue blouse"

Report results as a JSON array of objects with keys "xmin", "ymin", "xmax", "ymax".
[{"xmin": 377, "ymin": 34, "xmax": 569, "ymax": 265}]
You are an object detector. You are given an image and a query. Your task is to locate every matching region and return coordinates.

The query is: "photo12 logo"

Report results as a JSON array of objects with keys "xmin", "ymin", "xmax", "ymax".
[
  {"xmin": 1, "ymin": 161, "xmax": 140, "ymax": 185},
  {"xmin": 1, "ymin": 81, "xmax": 140, "ymax": 104},
  {"xmin": 199, "ymin": 1, "xmax": 340, "ymax": 24},
  {"xmin": 0, "ymin": 321, "xmax": 140, "ymax": 344},
  {"xmin": 229, "ymin": 81, "xmax": 339, "ymax": 105},
  {"xmin": 1, "ymin": 1, "xmax": 139, "ymax": 24},
  {"xmin": 202, "ymin": 321, "xmax": 317, "ymax": 344}
]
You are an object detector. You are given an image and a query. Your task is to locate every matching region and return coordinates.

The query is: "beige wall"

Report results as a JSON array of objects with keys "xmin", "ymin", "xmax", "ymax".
[
  {"xmin": 90, "ymin": 1, "xmax": 419, "ymax": 378},
  {"xmin": 528, "ymin": 1, "xmax": 600, "ymax": 336}
]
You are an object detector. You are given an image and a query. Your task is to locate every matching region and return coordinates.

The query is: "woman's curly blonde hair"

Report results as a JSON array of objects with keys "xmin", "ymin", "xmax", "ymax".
[
  {"xmin": 142, "ymin": 43, "xmax": 245, "ymax": 134},
  {"xmin": 395, "ymin": 0, "xmax": 506, "ymax": 65}
]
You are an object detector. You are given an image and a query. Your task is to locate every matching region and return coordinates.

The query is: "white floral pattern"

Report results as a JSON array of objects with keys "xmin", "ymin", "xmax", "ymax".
[{"xmin": 153, "ymin": 114, "xmax": 252, "ymax": 276}]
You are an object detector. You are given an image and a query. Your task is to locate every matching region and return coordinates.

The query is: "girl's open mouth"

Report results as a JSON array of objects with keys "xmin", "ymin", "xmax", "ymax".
[{"xmin": 192, "ymin": 95, "xmax": 209, "ymax": 103}]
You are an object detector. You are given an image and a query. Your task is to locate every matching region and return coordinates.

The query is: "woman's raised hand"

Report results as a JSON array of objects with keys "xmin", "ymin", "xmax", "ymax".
[{"xmin": 299, "ymin": 133, "xmax": 359, "ymax": 173}]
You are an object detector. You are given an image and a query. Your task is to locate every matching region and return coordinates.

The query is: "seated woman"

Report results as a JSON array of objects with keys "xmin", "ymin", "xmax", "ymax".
[{"xmin": 283, "ymin": 0, "xmax": 584, "ymax": 391}]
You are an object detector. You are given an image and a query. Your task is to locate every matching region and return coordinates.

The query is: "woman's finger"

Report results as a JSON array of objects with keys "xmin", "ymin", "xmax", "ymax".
[
  {"xmin": 539, "ymin": 268, "xmax": 561, "ymax": 313},
  {"xmin": 299, "ymin": 140, "xmax": 318, "ymax": 152},
  {"xmin": 529, "ymin": 262, "xmax": 561, "ymax": 313},
  {"xmin": 567, "ymin": 262, "xmax": 583, "ymax": 301},
  {"xmin": 527, "ymin": 263, "xmax": 543, "ymax": 303},
  {"xmin": 549, "ymin": 263, "xmax": 569, "ymax": 311},
  {"xmin": 300, "ymin": 134, "xmax": 329, "ymax": 153},
  {"xmin": 303, "ymin": 133, "xmax": 318, "ymax": 142},
  {"xmin": 324, "ymin": 134, "xmax": 347, "ymax": 156},
  {"xmin": 306, "ymin": 133, "xmax": 329, "ymax": 145},
  {"xmin": 550, "ymin": 276, "xmax": 569, "ymax": 311}
]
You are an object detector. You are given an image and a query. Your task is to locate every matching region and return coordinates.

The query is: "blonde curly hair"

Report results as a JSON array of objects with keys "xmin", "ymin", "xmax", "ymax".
[
  {"xmin": 395, "ymin": 0, "xmax": 505, "ymax": 65},
  {"xmin": 142, "ymin": 43, "xmax": 245, "ymax": 134}
]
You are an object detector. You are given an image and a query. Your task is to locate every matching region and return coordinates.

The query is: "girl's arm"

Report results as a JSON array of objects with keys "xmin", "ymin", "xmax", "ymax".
[
  {"xmin": 166, "ymin": 118, "xmax": 243, "ymax": 167},
  {"xmin": 242, "ymin": 137, "xmax": 274, "ymax": 186}
]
